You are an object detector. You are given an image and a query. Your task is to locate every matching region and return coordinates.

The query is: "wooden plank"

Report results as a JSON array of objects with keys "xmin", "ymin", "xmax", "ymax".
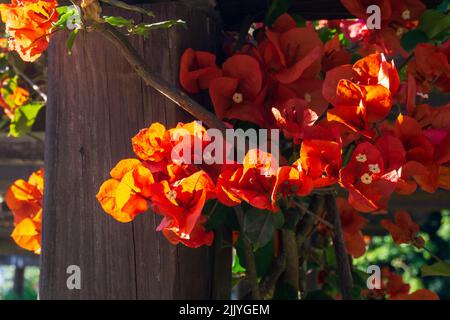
[
  {"xmin": 0, "ymin": 133, "xmax": 44, "ymax": 162},
  {"xmin": 0, "ymin": 255, "xmax": 39, "ymax": 266},
  {"xmin": 40, "ymin": 2, "xmax": 230, "ymax": 299}
]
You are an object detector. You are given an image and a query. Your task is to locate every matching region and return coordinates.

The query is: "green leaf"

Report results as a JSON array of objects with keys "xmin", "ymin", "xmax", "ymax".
[
  {"xmin": 418, "ymin": 9, "xmax": 450, "ymax": 39},
  {"xmin": 205, "ymin": 202, "xmax": 238, "ymax": 231},
  {"xmin": 401, "ymin": 29, "xmax": 429, "ymax": 52},
  {"xmin": 104, "ymin": 16, "xmax": 134, "ymax": 28},
  {"xmin": 324, "ymin": 245, "xmax": 336, "ymax": 268},
  {"xmin": 130, "ymin": 19, "xmax": 186, "ymax": 37},
  {"xmin": 235, "ymin": 236, "xmax": 275, "ymax": 277},
  {"xmin": 66, "ymin": 29, "xmax": 79, "ymax": 54},
  {"xmin": 232, "ymin": 254, "xmax": 246, "ymax": 274},
  {"xmin": 53, "ymin": 6, "xmax": 80, "ymax": 30},
  {"xmin": 421, "ymin": 261, "xmax": 450, "ymax": 277},
  {"xmin": 242, "ymin": 208, "xmax": 276, "ymax": 249},
  {"xmin": 9, "ymin": 102, "xmax": 45, "ymax": 138}
]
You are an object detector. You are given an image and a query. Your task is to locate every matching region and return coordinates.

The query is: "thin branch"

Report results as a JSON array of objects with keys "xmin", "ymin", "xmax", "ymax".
[
  {"xmin": 234, "ymin": 205, "xmax": 261, "ymax": 300},
  {"xmin": 423, "ymin": 246, "xmax": 444, "ymax": 263},
  {"xmin": 281, "ymin": 229, "xmax": 299, "ymax": 298},
  {"xmin": 295, "ymin": 200, "xmax": 333, "ymax": 229},
  {"xmin": 93, "ymin": 23, "xmax": 227, "ymax": 134},
  {"xmin": 296, "ymin": 194, "xmax": 325, "ymax": 249},
  {"xmin": 11, "ymin": 64, "xmax": 47, "ymax": 102},
  {"xmin": 324, "ymin": 193, "xmax": 354, "ymax": 300},
  {"xmin": 259, "ymin": 252, "xmax": 286, "ymax": 298}
]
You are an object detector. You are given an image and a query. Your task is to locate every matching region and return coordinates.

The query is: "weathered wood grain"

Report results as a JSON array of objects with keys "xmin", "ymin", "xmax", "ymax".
[{"xmin": 40, "ymin": 2, "xmax": 230, "ymax": 299}]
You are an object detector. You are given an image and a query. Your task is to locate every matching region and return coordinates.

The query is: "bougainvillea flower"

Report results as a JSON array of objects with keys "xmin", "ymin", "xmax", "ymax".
[
  {"xmin": 340, "ymin": 142, "xmax": 399, "ymax": 212},
  {"xmin": 271, "ymin": 166, "xmax": 313, "ymax": 208},
  {"xmin": 0, "ymin": 0, "xmax": 59, "ymax": 62},
  {"xmin": 296, "ymin": 139, "xmax": 342, "ymax": 188},
  {"xmin": 179, "ymin": 48, "xmax": 223, "ymax": 93},
  {"xmin": 270, "ymin": 13, "xmax": 297, "ymax": 33},
  {"xmin": 384, "ymin": 269, "xmax": 411, "ymax": 299},
  {"xmin": 337, "ymin": 197, "xmax": 367, "ymax": 258},
  {"xmin": 149, "ymin": 170, "xmax": 215, "ymax": 237},
  {"xmin": 271, "ymin": 98, "xmax": 318, "ymax": 144},
  {"xmin": 96, "ymin": 159, "xmax": 154, "ymax": 222},
  {"xmin": 0, "ymin": 84, "xmax": 29, "ymax": 119},
  {"xmin": 132, "ymin": 122, "xmax": 170, "ymax": 163},
  {"xmin": 374, "ymin": 133, "xmax": 406, "ymax": 172},
  {"xmin": 380, "ymin": 211, "xmax": 425, "ymax": 248},
  {"xmin": 407, "ymin": 43, "xmax": 450, "ymax": 93},
  {"xmin": 389, "ymin": 0, "xmax": 426, "ymax": 27},
  {"xmin": 439, "ymin": 166, "xmax": 450, "ymax": 190},
  {"xmin": 158, "ymin": 215, "xmax": 214, "ymax": 248},
  {"xmin": 263, "ymin": 23, "xmax": 323, "ymax": 84},
  {"xmin": 394, "ymin": 114, "xmax": 439, "ymax": 193},
  {"xmin": 5, "ymin": 168, "xmax": 43, "ymax": 224},
  {"xmin": 411, "ymin": 103, "xmax": 450, "ymax": 129},
  {"xmin": 322, "ymin": 34, "xmax": 351, "ymax": 72},
  {"xmin": 11, "ymin": 210, "xmax": 41, "ymax": 254},
  {"xmin": 381, "ymin": 267, "xmax": 439, "ymax": 300},
  {"xmin": 5, "ymin": 169, "xmax": 43, "ymax": 254},
  {"xmin": 341, "ymin": 0, "xmax": 392, "ymax": 22},
  {"xmin": 209, "ymin": 54, "xmax": 266, "ymax": 125},
  {"xmin": 324, "ymin": 53, "xmax": 398, "ymax": 134},
  {"xmin": 216, "ymin": 149, "xmax": 279, "ymax": 211},
  {"xmin": 286, "ymin": 78, "xmax": 329, "ymax": 117}
]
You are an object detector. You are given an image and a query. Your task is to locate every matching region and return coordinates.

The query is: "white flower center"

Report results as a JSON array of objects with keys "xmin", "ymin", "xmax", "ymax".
[
  {"xmin": 304, "ymin": 93, "xmax": 312, "ymax": 103},
  {"xmin": 232, "ymin": 92, "xmax": 243, "ymax": 104},
  {"xmin": 402, "ymin": 9, "xmax": 411, "ymax": 20},
  {"xmin": 369, "ymin": 163, "xmax": 381, "ymax": 174},
  {"xmin": 356, "ymin": 153, "xmax": 367, "ymax": 163},
  {"xmin": 396, "ymin": 27, "xmax": 406, "ymax": 37},
  {"xmin": 262, "ymin": 169, "xmax": 273, "ymax": 178},
  {"xmin": 180, "ymin": 232, "xmax": 190, "ymax": 240},
  {"xmin": 167, "ymin": 190, "xmax": 177, "ymax": 201},
  {"xmin": 361, "ymin": 173, "xmax": 373, "ymax": 185}
]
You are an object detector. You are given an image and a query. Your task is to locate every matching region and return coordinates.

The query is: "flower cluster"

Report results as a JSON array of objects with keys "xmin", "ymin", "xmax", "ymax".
[
  {"xmin": 179, "ymin": 13, "xmax": 449, "ymax": 215},
  {"xmin": 0, "ymin": 0, "xmax": 59, "ymax": 62},
  {"xmin": 362, "ymin": 267, "xmax": 439, "ymax": 300},
  {"xmin": 5, "ymin": 169, "xmax": 43, "ymax": 254},
  {"xmin": 0, "ymin": 77, "xmax": 30, "ymax": 119}
]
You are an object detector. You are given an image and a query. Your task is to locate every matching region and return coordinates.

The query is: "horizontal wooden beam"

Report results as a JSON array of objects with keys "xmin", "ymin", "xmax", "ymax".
[
  {"xmin": 0, "ymin": 254, "xmax": 39, "ymax": 266},
  {"xmin": 0, "ymin": 133, "xmax": 44, "ymax": 162}
]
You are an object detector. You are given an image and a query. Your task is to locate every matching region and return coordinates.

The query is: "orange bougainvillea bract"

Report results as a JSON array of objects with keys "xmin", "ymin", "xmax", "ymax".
[
  {"xmin": 0, "ymin": 0, "xmax": 59, "ymax": 62},
  {"xmin": 5, "ymin": 169, "xmax": 43, "ymax": 254}
]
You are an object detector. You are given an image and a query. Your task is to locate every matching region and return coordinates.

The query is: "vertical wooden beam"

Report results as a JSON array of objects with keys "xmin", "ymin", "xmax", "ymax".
[
  {"xmin": 13, "ymin": 262, "xmax": 25, "ymax": 299},
  {"xmin": 40, "ymin": 3, "xmax": 230, "ymax": 299}
]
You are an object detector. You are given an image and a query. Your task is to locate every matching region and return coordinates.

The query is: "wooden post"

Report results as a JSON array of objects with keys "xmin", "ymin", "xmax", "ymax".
[
  {"xmin": 13, "ymin": 258, "xmax": 25, "ymax": 299},
  {"xmin": 40, "ymin": 3, "xmax": 231, "ymax": 299}
]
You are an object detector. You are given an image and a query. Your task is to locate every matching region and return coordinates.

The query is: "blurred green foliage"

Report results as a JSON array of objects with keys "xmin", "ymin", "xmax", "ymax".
[
  {"xmin": 354, "ymin": 210, "xmax": 450, "ymax": 299},
  {"xmin": 0, "ymin": 266, "xmax": 39, "ymax": 300}
]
